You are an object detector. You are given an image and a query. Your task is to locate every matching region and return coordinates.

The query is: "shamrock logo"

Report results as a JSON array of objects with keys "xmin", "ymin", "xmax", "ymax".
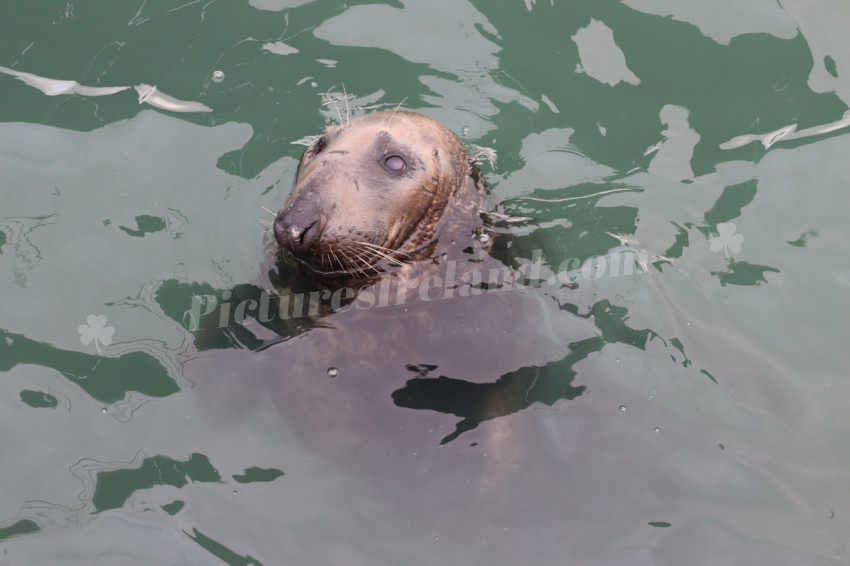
[
  {"xmin": 709, "ymin": 222, "xmax": 744, "ymax": 258},
  {"xmin": 78, "ymin": 314, "xmax": 115, "ymax": 354}
]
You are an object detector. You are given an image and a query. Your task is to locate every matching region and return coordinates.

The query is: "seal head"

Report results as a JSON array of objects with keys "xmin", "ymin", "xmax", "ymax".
[{"xmin": 273, "ymin": 111, "xmax": 489, "ymax": 282}]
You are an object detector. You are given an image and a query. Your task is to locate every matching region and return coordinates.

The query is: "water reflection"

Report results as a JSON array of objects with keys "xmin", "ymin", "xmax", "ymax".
[{"xmin": 0, "ymin": 328, "xmax": 178, "ymax": 405}]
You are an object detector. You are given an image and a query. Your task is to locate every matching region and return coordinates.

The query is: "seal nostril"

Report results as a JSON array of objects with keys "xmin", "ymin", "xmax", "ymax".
[
  {"xmin": 299, "ymin": 221, "xmax": 319, "ymax": 246},
  {"xmin": 282, "ymin": 217, "xmax": 321, "ymax": 255},
  {"xmin": 288, "ymin": 225, "xmax": 300, "ymax": 244},
  {"xmin": 273, "ymin": 198, "xmax": 325, "ymax": 256}
]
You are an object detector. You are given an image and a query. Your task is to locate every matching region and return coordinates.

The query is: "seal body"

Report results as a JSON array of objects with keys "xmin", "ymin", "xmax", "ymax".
[{"xmin": 272, "ymin": 111, "xmax": 492, "ymax": 284}]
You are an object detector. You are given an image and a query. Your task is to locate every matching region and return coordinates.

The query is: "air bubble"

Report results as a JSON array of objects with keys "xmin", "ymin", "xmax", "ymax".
[
  {"xmin": 212, "ymin": 70, "xmax": 224, "ymax": 83},
  {"xmin": 619, "ymin": 405, "xmax": 627, "ymax": 412},
  {"xmin": 327, "ymin": 367, "xmax": 339, "ymax": 378},
  {"xmin": 478, "ymin": 233, "xmax": 491, "ymax": 246},
  {"xmin": 462, "ymin": 126, "xmax": 470, "ymax": 137}
]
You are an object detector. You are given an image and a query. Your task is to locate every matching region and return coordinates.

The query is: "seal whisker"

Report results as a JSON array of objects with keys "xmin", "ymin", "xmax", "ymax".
[
  {"xmin": 358, "ymin": 248, "xmax": 405, "ymax": 267},
  {"xmin": 357, "ymin": 240, "xmax": 404, "ymax": 255},
  {"xmin": 352, "ymin": 242, "xmax": 405, "ymax": 266},
  {"xmin": 335, "ymin": 248, "xmax": 354, "ymax": 272},
  {"xmin": 336, "ymin": 248, "xmax": 359, "ymax": 271},
  {"xmin": 260, "ymin": 206, "xmax": 277, "ymax": 216},
  {"xmin": 331, "ymin": 250, "xmax": 349, "ymax": 273},
  {"xmin": 368, "ymin": 251, "xmax": 404, "ymax": 267},
  {"xmin": 341, "ymin": 249, "xmax": 370, "ymax": 276},
  {"xmin": 347, "ymin": 246, "xmax": 373, "ymax": 268},
  {"xmin": 342, "ymin": 84, "xmax": 351, "ymax": 126},
  {"xmin": 258, "ymin": 219, "xmax": 273, "ymax": 225},
  {"xmin": 347, "ymin": 247, "xmax": 382, "ymax": 274},
  {"xmin": 327, "ymin": 252, "xmax": 339, "ymax": 272},
  {"xmin": 386, "ymin": 98, "xmax": 408, "ymax": 126},
  {"xmin": 358, "ymin": 241, "xmax": 411, "ymax": 260}
]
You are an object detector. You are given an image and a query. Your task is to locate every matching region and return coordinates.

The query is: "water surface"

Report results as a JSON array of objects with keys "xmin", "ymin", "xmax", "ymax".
[{"xmin": 1, "ymin": 1, "xmax": 849, "ymax": 564}]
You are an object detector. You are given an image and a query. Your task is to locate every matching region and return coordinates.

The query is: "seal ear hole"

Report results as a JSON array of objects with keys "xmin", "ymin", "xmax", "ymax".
[{"xmin": 384, "ymin": 155, "xmax": 406, "ymax": 173}]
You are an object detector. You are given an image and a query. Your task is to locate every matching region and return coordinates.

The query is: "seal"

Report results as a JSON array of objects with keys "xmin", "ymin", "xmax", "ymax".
[
  {"xmin": 190, "ymin": 109, "xmax": 592, "ymax": 536},
  {"xmin": 272, "ymin": 110, "xmax": 493, "ymax": 284}
]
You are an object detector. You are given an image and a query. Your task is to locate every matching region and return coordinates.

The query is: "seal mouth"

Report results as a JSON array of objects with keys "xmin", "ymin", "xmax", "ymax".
[{"xmin": 280, "ymin": 237, "xmax": 411, "ymax": 279}]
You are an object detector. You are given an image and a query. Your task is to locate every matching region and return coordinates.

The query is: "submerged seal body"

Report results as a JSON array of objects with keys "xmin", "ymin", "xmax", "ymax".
[
  {"xmin": 272, "ymin": 110, "xmax": 492, "ymax": 284},
  {"xmin": 252, "ymin": 109, "xmax": 586, "ymax": 489}
]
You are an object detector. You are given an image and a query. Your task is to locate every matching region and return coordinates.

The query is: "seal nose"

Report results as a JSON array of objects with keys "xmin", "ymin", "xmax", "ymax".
[{"xmin": 274, "ymin": 207, "xmax": 322, "ymax": 256}]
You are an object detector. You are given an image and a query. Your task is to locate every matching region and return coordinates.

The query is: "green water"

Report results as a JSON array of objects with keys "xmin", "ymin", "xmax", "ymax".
[{"xmin": 2, "ymin": 1, "xmax": 849, "ymax": 564}]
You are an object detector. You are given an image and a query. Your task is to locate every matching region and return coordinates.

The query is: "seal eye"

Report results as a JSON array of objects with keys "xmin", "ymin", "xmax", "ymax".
[{"xmin": 384, "ymin": 155, "xmax": 406, "ymax": 173}]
